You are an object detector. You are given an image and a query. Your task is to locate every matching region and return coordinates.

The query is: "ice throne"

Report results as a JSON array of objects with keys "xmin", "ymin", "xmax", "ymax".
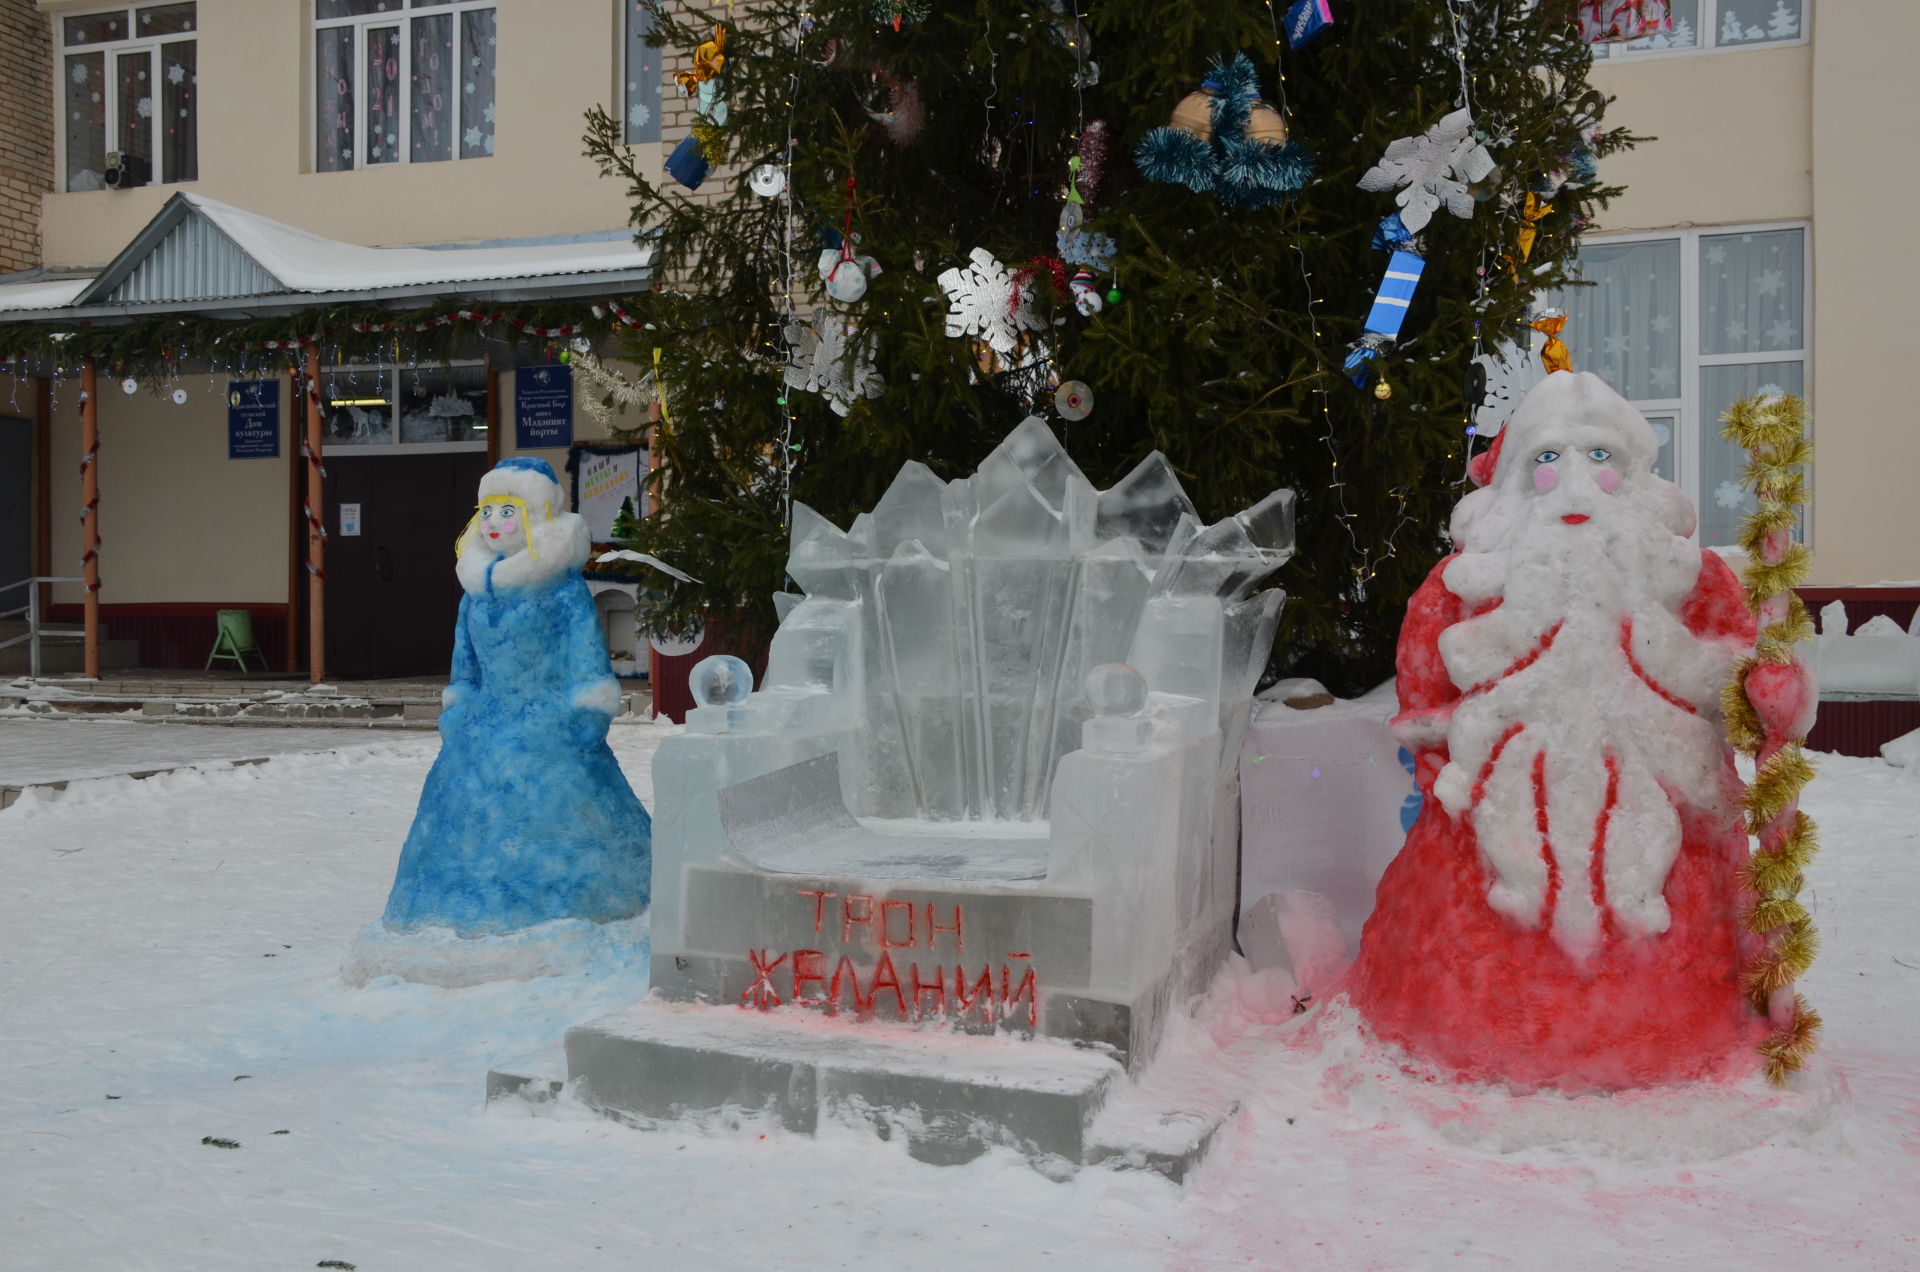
[{"xmin": 533, "ymin": 419, "xmax": 1294, "ymax": 1170}]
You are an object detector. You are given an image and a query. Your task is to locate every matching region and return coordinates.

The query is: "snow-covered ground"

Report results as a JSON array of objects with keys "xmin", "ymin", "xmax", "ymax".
[{"xmin": 4, "ymin": 719, "xmax": 1918, "ymax": 1271}]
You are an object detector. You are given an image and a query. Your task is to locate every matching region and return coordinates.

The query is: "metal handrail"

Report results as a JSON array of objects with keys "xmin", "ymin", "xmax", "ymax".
[{"xmin": 0, "ymin": 577, "xmax": 89, "ymax": 678}]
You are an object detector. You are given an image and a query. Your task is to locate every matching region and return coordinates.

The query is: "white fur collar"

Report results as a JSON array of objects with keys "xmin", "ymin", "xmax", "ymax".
[{"xmin": 456, "ymin": 512, "xmax": 591, "ymax": 595}]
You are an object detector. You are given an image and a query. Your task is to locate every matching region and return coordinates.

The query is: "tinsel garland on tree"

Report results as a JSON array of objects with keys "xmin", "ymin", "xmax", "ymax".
[{"xmin": 1719, "ymin": 391, "xmax": 1822, "ymax": 1084}]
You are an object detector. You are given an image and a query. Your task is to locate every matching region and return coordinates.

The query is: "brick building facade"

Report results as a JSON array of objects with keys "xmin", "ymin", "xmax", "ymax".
[{"xmin": 0, "ymin": 0, "xmax": 54, "ymax": 272}]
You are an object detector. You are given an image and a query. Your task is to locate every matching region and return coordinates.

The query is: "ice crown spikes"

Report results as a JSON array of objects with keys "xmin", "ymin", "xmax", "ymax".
[{"xmin": 781, "ymin": 420, "xmax": 1294, "ymax": 590}]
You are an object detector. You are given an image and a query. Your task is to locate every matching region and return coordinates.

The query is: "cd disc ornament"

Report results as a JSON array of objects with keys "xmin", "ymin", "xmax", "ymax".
[
  {"xmin": 1054, "ymin": 380, "xmax": 1094, "ymax": 420},
  {"xmin": 748, "ymin": 163, "xmax": 787, "ymax": 197}
]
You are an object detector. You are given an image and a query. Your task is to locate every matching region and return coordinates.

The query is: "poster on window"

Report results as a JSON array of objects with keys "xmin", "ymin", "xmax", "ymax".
[
  {"xmin": 515, "ymin": 364, "xmax": 574, "ymax": 449},
  {"xmin": 227, "ymin": 380, "xmax": 280, "ymax": 459},
  {"xmin": 570, "ymin": 442, "xmax": 649, "ymax": 542}
]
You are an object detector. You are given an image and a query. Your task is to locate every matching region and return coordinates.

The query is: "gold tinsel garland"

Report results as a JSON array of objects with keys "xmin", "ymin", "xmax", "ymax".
[{"xmin": 1720, "ymin": 392, "xmax": 1823, "ymax": 1083}]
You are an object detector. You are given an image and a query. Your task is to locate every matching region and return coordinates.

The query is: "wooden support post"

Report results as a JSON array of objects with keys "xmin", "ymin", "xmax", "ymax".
[
  {"xmin": 33, "ymin": 375, "xmax": 51, "ymax": 623},
  {"xmin": 304, "ymin": 346, "xmax": 326, "ymax": 686},
  {"xmin": 284, "ymin": 368, "xmax": 301, "ymax": 674},
  {"xmin": 79, "ymin": 357, "xmax": 100, "ymax": 680},
  {"xmin": 486, "ymin": 365, "xmax": 501, "ymax": 464}
]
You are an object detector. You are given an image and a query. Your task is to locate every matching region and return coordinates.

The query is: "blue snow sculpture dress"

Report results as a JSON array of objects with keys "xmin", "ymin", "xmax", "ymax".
[{"xmin": 381, "ymin": 458, "xmax": 652, "ymax": 936}]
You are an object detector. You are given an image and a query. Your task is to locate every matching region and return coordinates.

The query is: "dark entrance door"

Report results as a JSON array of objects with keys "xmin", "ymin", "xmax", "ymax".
[
  {"xmin": 324, "ymin": 452, "xmax": 489, "ymax": 680},
  {"xmin": 0, "ymin": 417, "xmax": 29, "ymax": 594}
]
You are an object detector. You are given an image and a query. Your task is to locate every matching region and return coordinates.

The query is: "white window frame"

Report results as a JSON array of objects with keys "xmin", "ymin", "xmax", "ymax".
[
  {"xmin": 54, "ymin": 3, "xmax": 197, "ymax": 192},
  {"xmin": 324, "ymin": 361, "xmax": 491, "ymax": 455},
  {"xmin": 1568, "ymin": 219, "xmax": 1813, "ymax": 547},
  {"xmin": 311, "ymin": 0, "xmax": 495, "ymax": 173},
  {"xmin": 1594, "ymin": 0, "xmax": 1810, "ymax": 61}
]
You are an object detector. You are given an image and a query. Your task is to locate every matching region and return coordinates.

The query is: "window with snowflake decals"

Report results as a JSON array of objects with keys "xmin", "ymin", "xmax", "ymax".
[
  {"xmin": 59, "ymin": 3, "xmax": 197, "ymax": 192},
  {"xmin": 621, "ymin": 1, "xmax": 661, "ymax": 146},
  {"xmin": 314, "ymin": 0, "xmax": 496, "ymax": 173},
  {"xmin": 1552, "ymin": 223, "xmax": 1808, "ymax": 549},
  {"xmin": 1592, "ymin": 0, "xmax": 1806, "ymax": 59}
]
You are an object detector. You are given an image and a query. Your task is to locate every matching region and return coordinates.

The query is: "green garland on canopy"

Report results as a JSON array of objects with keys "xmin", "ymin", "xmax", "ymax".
[{"xmin": 0, "ymin": 293, "xmax": 658, "ymax": 386}]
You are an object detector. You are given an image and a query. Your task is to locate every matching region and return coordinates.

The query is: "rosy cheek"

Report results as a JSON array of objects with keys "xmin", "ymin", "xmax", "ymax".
[
  {"xmin": 1532, "ymin": 465, "xmax": 1559, "ymax": 492},
  {"xmin": 1595, "ymin": 468, "xmax": 1622, "ymax": 493}
]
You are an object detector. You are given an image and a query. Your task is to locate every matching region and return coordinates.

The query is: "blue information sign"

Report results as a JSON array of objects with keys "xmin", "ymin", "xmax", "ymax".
[
  {"xmin": 227, "ymin": 380, "xmax": 280, "ymax": 459},
  {"xmin": 515, "ymin": 364, "xmax": 574, "ymax": 449}
]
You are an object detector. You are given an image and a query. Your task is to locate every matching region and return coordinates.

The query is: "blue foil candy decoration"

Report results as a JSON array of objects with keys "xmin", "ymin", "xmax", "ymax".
[{"xmin": 1286, "ymin": 0, "xmax": 1333, "ymax": 49}]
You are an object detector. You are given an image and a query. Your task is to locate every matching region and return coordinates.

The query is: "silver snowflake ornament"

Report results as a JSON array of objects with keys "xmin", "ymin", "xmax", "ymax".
[
  {"xmin": 784, "ymin": 307, "xmax": 882, "ymax": 417},
  {"xmin": 936, "ymin": 247, "xmax": 1047, "ymax": 356},
  {"xmin": 1357, "ymin": 107, "xmax": 1496, "ymax": 233}
]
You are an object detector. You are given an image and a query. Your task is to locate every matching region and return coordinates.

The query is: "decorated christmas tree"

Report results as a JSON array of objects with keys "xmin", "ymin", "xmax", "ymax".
[{"xmin": 585, "ymin": 0, "xmax": 1638, "ymax": 693}]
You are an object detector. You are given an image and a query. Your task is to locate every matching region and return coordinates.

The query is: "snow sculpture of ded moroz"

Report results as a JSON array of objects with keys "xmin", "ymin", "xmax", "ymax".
[
  {"xmin": 378, "ymin": 456, "xmax": 652, "ymax": 935},
  {"xmin": 1345, "ymin": 371, "xmax": 1768, "ymax": 1091}
]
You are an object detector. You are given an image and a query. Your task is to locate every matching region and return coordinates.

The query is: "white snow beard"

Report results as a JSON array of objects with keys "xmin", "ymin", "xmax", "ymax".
[
  {"xmin": 455, "ymin": 511, "xmax": 591, "ymax": 595},
  {"xmin": 1431, "ymin": 476, "xmax": 1743, "ymax": 961}
]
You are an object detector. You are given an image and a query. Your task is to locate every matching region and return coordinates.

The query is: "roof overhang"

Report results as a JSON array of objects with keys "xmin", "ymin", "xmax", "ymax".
[{"xmin": 0, "ymin": 192, "xmax": 654, "ymax": 325}]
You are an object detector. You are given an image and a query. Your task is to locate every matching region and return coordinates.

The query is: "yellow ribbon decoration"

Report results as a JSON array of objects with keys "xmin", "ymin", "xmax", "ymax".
[
  {"xmin": 674, "ymin": 25, "xmax": 727, "ymax": 96},
  {"xmin": 1531, "ymin": 314, "xmax": 1573, "ymax": 374},
  {"xmin": 1517, "ymin": 191, "xmax": 1553, "ymax": 264},
  {"xmin": 652, "ymin": 346, "xmax": 672, "ymax": 434}
]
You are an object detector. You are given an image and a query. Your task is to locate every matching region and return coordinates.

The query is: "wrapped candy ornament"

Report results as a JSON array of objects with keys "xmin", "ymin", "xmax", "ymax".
[{"xmin": 818, "ymin": 234, "xmax": 882, "ymax": 304}]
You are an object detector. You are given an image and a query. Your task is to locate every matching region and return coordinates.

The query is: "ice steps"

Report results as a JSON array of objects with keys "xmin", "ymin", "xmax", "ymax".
[{"xmin": 487, "ymin": 996, "xmax": 1233, "ymax": 1180}]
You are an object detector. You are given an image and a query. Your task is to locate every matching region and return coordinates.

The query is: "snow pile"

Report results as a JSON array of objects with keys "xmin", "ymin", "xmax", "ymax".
[
  {"xmin": 4, "ymin": 719, "xmax": 1920, "ymax": 1269},
  {"xmin": 343, "ymin": 914, "xmax": 650, "ymax": 989}
]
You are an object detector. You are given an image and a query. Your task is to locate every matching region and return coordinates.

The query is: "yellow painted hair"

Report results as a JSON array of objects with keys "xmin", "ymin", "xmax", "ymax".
[{"xmin": 454, "ymin": 494, "xmax": 549, "ymax": 559}]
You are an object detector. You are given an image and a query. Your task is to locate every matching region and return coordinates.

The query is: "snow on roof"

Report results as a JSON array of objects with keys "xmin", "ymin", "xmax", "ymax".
[
  {"xmin": 3, "ymin": 193, "xmax": 653, "ymax": 319},
  {"xmin": 172, "ymin": 193, "xmax": 652, "ymax": 295},
  {"xmin": 0, "ymin": 274, "xmax": 94, "ymax": 314}
]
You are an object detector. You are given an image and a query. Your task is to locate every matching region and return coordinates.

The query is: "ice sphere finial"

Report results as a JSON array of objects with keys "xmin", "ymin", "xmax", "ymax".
[
  {"xmin": 1086, "ymin": 663, "xmax": 1148, "ymax": 717},
  {"xmin": 690, "ymin": 655, "xmax": 754, "ymax": 709}
]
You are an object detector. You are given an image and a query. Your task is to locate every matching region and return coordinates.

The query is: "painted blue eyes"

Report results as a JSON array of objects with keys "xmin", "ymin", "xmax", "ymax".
[
  {"xmin": 1535, "ymin": 451, "xmax": 1559, "ymax": 463},
  {"xmin": 1534, "ymin": 448, "xmax": 1611, "ymax": 463},
  {"xmin": 1587, "ymin": 448, "xmax": 1611, "ymax": 461}
]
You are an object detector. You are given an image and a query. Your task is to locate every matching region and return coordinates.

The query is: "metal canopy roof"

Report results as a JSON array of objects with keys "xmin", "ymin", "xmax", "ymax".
[{"xmin": 0, "ymin": 193, "xmax": 654, "ymax": 323}]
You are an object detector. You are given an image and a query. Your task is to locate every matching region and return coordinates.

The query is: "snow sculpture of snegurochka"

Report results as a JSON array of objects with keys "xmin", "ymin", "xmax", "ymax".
[
  {"xmin": 377, "ymin": 456, "xmax": 652, "ymax": 939},
  {"xmin": 1345, "ymin": 372, "xmax": 1768, "ymax": 1091},
  {"xmin": 514, "ymin": 419, "xmax": 1294, "ymax": 1173}
]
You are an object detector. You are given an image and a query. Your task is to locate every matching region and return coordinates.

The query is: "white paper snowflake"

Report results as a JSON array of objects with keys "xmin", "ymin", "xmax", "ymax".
[
  {"xmin": 936, "ymin": 247, "xmax": 1046, "ymax": 356},
  {"xmin": 1356, "ymin": 108, "xmax": 1496, "ymax": 233},
  {"xmin": 627, "ymin": 102, "xmax": 651, "ymax": 130},
  {"xmin": 166, "ymin": 62, "xmax": 186, "ymax": 86},
  {"xmin": 463, "ymin": 126, "xmax": 483, "ymax": 150},
  {"xmin": 1755, "ymin": 267, "xmax": 1785, "ymax": 297},
  {"xmin": 1765, "ymin": 319, "xmax": 1798, "ymax": 348},
  {"xmin": 136, "ymin": 96, "xmax": 153, "ymax": 119},
  {"xmin": 1714, "ymin": 480, "xmax": 1747, "ymax": 510},
  {"xmin": 1470, "ymin": 339, "xmax": 1541, "ymax": 437},
  {"xmin": 785, "ymin": 307, "xmax": 882, "ymax": 417}
]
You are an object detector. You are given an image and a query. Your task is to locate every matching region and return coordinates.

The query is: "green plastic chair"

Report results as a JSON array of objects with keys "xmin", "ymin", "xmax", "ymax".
[{"xmin": 206, "ymin": 608, "xmax": 268, "ymax": 673}]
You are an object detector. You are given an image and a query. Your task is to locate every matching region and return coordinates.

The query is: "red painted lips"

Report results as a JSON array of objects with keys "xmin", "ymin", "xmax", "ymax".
[{"xmin": 1562, "ymin": 514, "xmax": 1590, "ymax": 525}]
